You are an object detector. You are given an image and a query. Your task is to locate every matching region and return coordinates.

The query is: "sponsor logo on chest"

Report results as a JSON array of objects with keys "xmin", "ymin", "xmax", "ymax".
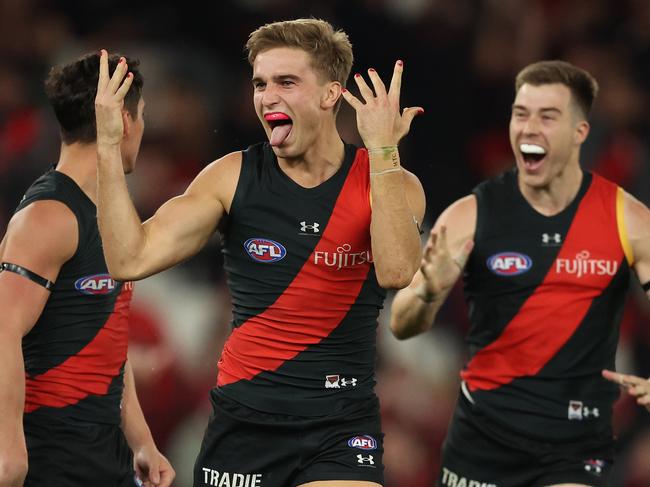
[
  {"xmin": 555, "ymin": 250, "xmax": 618, "ymax": 278},
  {"xmin": 314, "ymin": 243, "xmax": 372, "ymax": 271}
]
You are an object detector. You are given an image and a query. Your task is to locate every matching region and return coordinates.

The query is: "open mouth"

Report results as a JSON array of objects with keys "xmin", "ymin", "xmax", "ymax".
[
  {"xmin": 264, "ymin": 112, "xmax": 293, "ymax": 147},
  {"xmin": 519, "ymin": 143, "xmax": 546, "ymax": 170}
]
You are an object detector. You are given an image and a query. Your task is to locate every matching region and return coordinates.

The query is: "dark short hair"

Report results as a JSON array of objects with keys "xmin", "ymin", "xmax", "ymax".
[
  {"xmin": 44, "ymin": 52, "xmax": 143, "ymax": 144},
  {"xmin": 515, "ymin": 60, "xmax": 599, "ymax": 119}
]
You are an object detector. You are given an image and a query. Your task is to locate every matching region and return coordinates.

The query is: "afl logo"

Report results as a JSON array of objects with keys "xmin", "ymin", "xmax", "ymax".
[
  {"xmin": 348, "ymin": 435, "xmax": 377, "ymax": 450},
  {"xmin": 487, "ymin": 252, "xmax": 532, "ymax": 276},
  {"xmin": 244, "ymin": 238, "xmax": 287, "ymax": 263},
  {"xmin": 74, "ymin": 274, "xmax": 117, "ymax": 295}
]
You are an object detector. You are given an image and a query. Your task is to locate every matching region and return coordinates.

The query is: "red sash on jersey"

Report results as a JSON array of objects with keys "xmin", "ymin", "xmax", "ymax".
[
  {"xmin": 218, "ymin": 150, "xmax": 373, "ymax": 386},
  {"xmin": 25, "ymin": 285, "xmax": 132, "ymax": 412},
  {"xmin": 462, "ymin": 175, "xmax": 625, "ymax": 391}
]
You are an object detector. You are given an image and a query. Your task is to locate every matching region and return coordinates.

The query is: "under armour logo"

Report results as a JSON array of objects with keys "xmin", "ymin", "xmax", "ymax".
[
  {"xmin": 542, "ymin": 232, "xmax": 562, "ymax": 245},
  {"xmin": 340, "ymin": 378, "xmax": 357, "ymax": 387},
  {"xmin": 300, "ymin": 221, "xmax": 320, "ymax": 233},
  {"xmin": 357, "ymin": 454, "xmax": 374, "ymax": 465}
]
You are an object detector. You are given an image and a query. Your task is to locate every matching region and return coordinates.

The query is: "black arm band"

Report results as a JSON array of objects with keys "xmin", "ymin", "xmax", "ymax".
[
  {"xmin": 1, "ymin": 262, "xmax": 54, "ymax": 290},
  {"xmin": 643, "ymin": 281, "xmax": 650, "ymax": 292}
]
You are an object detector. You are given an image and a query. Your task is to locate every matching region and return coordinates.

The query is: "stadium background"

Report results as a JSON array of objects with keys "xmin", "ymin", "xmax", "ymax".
[{"xmin": 1, "ymin": 0, "xmax": 649, "ymax": 485}]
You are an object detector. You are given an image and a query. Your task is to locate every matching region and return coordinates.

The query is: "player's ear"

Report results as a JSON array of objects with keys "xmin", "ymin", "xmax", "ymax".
[
  {"xmin": 321, "ymin": 81, "xmax": 341, "ymax": 110},
  {"xmin": 121, "ymin": 109, "xmax": 131, "ymax": 138}
]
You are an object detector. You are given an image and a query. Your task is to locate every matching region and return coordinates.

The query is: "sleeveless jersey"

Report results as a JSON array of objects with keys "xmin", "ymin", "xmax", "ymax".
[
  {"xmin": 216, "ymin": 142, "xmax": 386, "ymax": 417},
  {"xmin": 460, "ymin": 168, "xmax": 632, "ymax": 442},
  {"xmin": 16, "ymin": 169, "xmax": 132, "ymax": 425}
]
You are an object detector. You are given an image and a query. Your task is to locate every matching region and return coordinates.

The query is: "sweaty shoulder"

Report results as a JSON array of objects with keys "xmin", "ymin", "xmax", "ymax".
[
  {"xmin": 186, "ymin": 151, "xmax": 243, "ymax": 215},
  {"xmin": 1, "ymin": 200, "xmax": 78, "ymax": 281}
]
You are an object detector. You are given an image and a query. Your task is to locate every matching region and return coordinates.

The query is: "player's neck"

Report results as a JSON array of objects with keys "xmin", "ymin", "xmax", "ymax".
[
  {"xmin": 277, "ymin": 125, "xmax": 345, "ymax": 188},
  {"xmin": 55, "ymin": 142, "xmax": 100, "ymax": 203},
  {"xmin": 519, "ymin": 161, "xmax": 583, "ymax": 217}
]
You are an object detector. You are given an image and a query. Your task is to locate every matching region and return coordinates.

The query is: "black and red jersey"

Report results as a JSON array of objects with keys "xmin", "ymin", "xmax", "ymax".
[
  {"xmin": 217, "ymin": 142, "xmax": 386, "ymax": 417},
  {"xmin": 461, "ymin": 168, "xmax": 632, "ymax": 441},
  {"xmin": 17, "ymin": 169, "xmax": 132, "ymax": 425}
]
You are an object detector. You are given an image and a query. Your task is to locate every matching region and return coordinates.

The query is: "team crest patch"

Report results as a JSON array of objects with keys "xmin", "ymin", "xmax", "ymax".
[
  {"xmin": 244, "ymin": 238, "xmax": 287, "ymax": 263},
  {"xmin": 487, "ymin": 252, "xmax": 532, "ymax": 276}
]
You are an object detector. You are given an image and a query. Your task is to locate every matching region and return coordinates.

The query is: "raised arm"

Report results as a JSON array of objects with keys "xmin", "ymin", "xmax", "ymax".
[
  {"xmin": 390, "ymin": 195, "xmax": 476, "ymax": 340},
  {"xmin": 94, "ymin": 50, "xmax": 238, "ymax": 281},
  {"xmin": 0, "ymin": 202, "xmax": 77, "ymax": 486},
  {"xmin": 342, "ymin": 60, "xmax": 425, "ymax": 289}
]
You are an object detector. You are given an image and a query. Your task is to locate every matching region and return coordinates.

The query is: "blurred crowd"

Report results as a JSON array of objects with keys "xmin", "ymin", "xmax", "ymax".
[{"xmin": 1, "ymin": 0, "xmax": 649, "ymax": 485}]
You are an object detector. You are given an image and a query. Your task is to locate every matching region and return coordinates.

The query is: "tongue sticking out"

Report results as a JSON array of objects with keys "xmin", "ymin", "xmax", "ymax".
[{"xmin": 270, "ymin": 124, "xmax": 292, "ymax": 146}]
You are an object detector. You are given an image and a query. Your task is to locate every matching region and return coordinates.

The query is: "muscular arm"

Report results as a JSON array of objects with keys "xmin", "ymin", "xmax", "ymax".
[
  {"xmin": 97, "ymin": 148, "xmax": 239, "ymax": 280},
  {"xmin": 390, "ymin": 195, "xmax": 476, "ymax": 340},
  {"xmin": 370, "ymin": 166, "xmax": 425, "ymax": 288},
  {"xmin": 121, "ymin": 361, "xmax": 174, "ymax": 487},
  {"xmin": 95, "ymin": 51, "xmax": 238, "ymax": 281},
  {"xmin": 599, "ymin": 194, "xmax": 650, "ymax": 414},
  {"xmin": 0, "ymin": 202, "xmax": 76, "ymax": 486},
  {"xmin": 623, "ymin": 190, "xmax": 650, "ymax": 297},
  {"xmin": 341, "ymin": 60, "xmax": 426, "ymax": 289}
]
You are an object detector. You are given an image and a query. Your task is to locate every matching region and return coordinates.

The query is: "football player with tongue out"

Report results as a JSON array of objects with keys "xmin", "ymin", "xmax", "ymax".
[
  {"xmin": 95, "ymin": 18, "xmax": 426, "ymax": 487},
  {"xmin": 391, "ymin": 60, "xmax": 650, "ymax": 487}
]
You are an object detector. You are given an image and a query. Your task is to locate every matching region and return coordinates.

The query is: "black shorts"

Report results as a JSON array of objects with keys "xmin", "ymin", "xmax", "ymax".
[
  {"xmin": 438, "ymin": 389, "xmax": 614, "ymax": 487},
  {"xmin": 24, "ymin": 415, "xmax": 137, "ymax": 487},
  {"xmin": 194, "ymin": 391, "xmax": 384, "ymax": 487}
]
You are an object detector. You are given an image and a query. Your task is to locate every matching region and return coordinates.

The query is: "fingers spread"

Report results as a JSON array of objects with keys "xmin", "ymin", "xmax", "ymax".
[
  {"xmin": 98, "ymin": 49, "xmax": 109, "ymax": 91},
  {"xmin": 367, "ymin": 68, "xmax": 387, "ymax": 100},
  {"xmin": 401, "ymin": 106, "xmax": 424, "ymax": 132},
  {"xmin": 353, "ymin": 73, "xmax": 375, "ymax": 103},
  {"xmin": 107, "ymin": 57, "xmax": 129, "ymax": 95},
  {"xmin": 115, "ymin": 72, "xmax": 134, "ymax": 100},
  {"xmin": 340, "ymin": 88, "xmax": 363, "ymax": 111},
  {"xmin": 388, "ymin": 60, "xmax": 403, "ymax": 105}
]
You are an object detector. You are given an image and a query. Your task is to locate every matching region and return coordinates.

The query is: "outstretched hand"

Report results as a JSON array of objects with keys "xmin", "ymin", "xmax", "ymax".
[
  {"xmin": 341, "ymin": 60, "xmax": 423, "ymax": 149},
  {"xmin": 417, "ymin": 226, "xmax": 473, "ymax": 301},
  {"xmin": 95, "ymin": 49, "xmax": 133, "ymax": 146},
  {"xmin": 602, "ymin": 369, "xmax": 650, "ymax": 411}
]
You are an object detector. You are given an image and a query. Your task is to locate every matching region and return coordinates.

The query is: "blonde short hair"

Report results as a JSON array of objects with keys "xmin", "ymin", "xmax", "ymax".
[{"xmin": 246, "ymin": 18, "xmax": 353, "ymax": 86}]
